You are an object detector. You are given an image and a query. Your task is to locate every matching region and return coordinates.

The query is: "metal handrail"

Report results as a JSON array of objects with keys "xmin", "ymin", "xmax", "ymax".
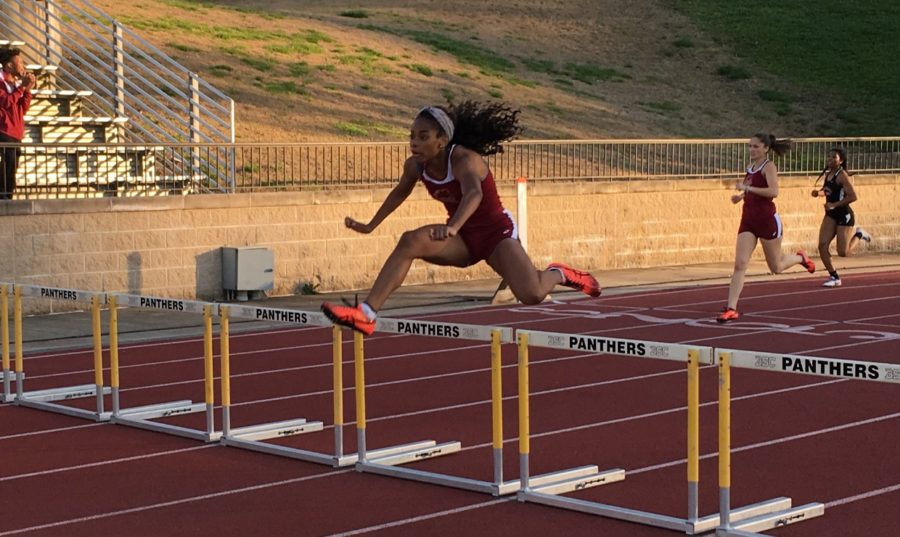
[{"xmin": 2, "ymin": 138, "xmax": 898, "ymax": 198}]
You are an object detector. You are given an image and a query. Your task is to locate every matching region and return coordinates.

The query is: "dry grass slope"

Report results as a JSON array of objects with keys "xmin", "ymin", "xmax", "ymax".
[{"xmin": 102, "ymin": 0, "xmax": 830, "ymax": 142}]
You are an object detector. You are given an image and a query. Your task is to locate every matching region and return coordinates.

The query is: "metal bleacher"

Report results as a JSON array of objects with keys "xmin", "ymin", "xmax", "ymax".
[{"xmin": 0, "ymin": 1, "xmax": 235, "ymax": 198}]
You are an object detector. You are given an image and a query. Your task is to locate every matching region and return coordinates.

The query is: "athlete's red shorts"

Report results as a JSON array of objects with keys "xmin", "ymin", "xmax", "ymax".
[
  {"xmin": 458, "ymin": 210, "xmax": 517, "ymax": 264},
  {"xmin": 738, "ymin": 212, "xmax": 782, "ymax": 240}
]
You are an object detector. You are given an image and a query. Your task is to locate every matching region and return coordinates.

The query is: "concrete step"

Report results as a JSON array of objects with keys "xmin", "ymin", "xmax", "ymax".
[
  {"xmin": 25, "ymin": 116, "xmax": 128, "ymax": 125},
  {"xmin": 24, "ymin": 118, "xmax": 129, "ymax": 144},
  {"xmin": 25, "ymin": 64, "xmax": 58, "ymax": 73},
  {"xmin": 30, "ymin": 90, "xmax": 93, "ymax": 98},
  {"xmin": 26, "ymin": 97, "xmax": 84, "ymax": 117},
  {"xmin": 18, "ymin": 149, "xmax": 156, "ymax": 185}
]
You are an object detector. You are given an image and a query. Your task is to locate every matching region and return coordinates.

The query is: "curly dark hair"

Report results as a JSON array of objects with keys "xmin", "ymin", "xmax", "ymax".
[
  {"xmin": 418, "ymin": 100, "xmax": 522, "ymax": 156},
  {"xmin": 0, "ymin": 46, "xmax": 22, "ymax": 66}
]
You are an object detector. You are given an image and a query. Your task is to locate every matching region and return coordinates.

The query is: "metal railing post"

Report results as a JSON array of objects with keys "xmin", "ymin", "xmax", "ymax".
[
  {"xmin": 113, "ymin": 22, "xmax": 126, "ymax": 143},
  {"xmin": 190, "ymin": 72, "xmax": 202, "ymax": 189}
]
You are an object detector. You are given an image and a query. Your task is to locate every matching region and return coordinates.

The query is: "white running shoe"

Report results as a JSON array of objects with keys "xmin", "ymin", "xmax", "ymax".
[
  {"xmin": 854, "ymin": 227, "xmax": 872, "ymax": 243},
  {"xmin": 823, "ymin": 276, "xmax": 842, "ymax": 288}
]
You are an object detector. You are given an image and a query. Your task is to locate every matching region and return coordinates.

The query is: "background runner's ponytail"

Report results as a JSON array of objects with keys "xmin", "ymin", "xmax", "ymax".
[
  {"xmin": 754, "ymin": 132, "xmax": 792, "ymax": 156},
  {"xmin": 418, "ymin": 100, "xmax": 522, "ymax": 156}
]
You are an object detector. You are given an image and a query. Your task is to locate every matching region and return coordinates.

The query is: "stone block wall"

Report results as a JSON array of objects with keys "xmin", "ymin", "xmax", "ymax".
[{"xmin": 1, "ymin": 174, "xmax": 898, "ymax": 313}]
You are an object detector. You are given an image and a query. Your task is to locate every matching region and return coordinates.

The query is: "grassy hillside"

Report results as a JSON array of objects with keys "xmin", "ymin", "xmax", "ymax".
[
  {"xmin": 675, "ymin": 0, "xmax": 900, "ymax": 136},
  {"xmin": 96, "ymin": 0, "xmax": 894, "ymax": 141}
]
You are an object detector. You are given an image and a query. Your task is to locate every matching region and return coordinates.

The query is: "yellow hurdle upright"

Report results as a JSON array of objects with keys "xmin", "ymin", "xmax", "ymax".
[
  {"xmin": 11, "ymin": 285, "xmax": 110, "ymax": 421},
  {"xmin": 108, "ymin": 293, "xmax": 220, "ymax": 441},
  {"xmin": 217, "ymin": 304, "xmax": 338, "ymax": 465},
  {"xmin": 1, "ymin": 284, "xmax": 11, "ymax": 402},
  {"xmin": 354, "ymin": 317, "xmax": 528, "ymax": 495},
  {"xmin": 516, "ymin": 329, "xmax": 719, "ymax": 534}
]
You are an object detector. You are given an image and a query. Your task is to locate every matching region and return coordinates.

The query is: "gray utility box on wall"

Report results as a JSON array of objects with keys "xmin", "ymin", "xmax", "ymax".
[{"xmin": 222, "ymin": 246, "xmax": 274, "ymax": 301}]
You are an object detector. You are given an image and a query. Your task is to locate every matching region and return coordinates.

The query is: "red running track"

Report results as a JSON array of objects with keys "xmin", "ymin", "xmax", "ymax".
[{"xmin": 2, "ymin": 270, "xmax": 900, "ymax": 536}]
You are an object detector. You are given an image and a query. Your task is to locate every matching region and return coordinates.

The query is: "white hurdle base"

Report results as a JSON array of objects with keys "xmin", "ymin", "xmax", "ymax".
[
  {"xmin": 112, "ymin": 400, "xmax": 219, "ymax": 442},
  {"xmin": 221, "ymin": 437, "xmax": 437, "ymax": 469},
  {"xmin": 16, "ymin": 383, "xmax": 107, "ymax": 403},
  {"xmin": 521, "ymin": 489, "xmax": 822, "ymax": 535},
  {"xmin": 17, "ymin": 398, "xmax": 112, "ymax": 422},
  {"xmin": 15, "ymin": 384, "xmax": 112, "ymax": 421},
  {"xmin": 690, "ymin": 497, "xmax": 816, "ymax": 534},
  {"xmin": 716, "ymin": 502, "xmax": 825, "ymax": 536},
  {"xmin": 362, "ymin": 439, "xmax": 461, "ymax": 467},
  {"xmin": 115, "ymin": 400, "xmax": 204, "ymax": 420},
  {"xmin": 227, "ymin": 418, "xmax": 324, "ymax": 441},
  {"xmin": 359, "ymin": 446, "xmax": 618, "ymax": 496}
]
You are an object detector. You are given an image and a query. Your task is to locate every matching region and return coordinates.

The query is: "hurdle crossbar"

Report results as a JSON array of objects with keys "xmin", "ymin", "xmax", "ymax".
[
  {"xmin": 109, "ymin": 293, "xmax": 220, "ymax": 442},
  {"xmin": 713, "ymin": 348, "xmax": 899, "ymax": 535},
  {"xmin": 356, "ymin": 318, "xmax": 584, "ymax": 496},
  {"xmin": 10, "ymin": 284, "xmax": 111, "ymax": 421},
  {"xmin": 219, "ymin": 305, "xmax": 346, "ymax": 464},
  {"xmin": 516, "ymin": 329, "xmax": 743, "ymax": 534}
]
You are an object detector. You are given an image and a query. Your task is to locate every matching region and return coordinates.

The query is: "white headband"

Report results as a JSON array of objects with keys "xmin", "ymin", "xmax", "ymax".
[{"xmin": 419, "ymin": 106, "xmax": 454, "ymax": 141}]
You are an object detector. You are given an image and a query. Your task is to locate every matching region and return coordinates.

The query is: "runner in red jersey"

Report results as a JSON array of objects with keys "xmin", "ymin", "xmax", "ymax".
[
  {"xmin": 717, "ymin": 133, "xmax": 815, "ymax": 323},
  {"xmin": 322, "ymin": 101, "xmax": 601, "ymax": 335}
]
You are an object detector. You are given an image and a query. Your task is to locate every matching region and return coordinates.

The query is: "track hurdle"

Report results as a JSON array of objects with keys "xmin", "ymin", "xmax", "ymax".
[
  {"xmin": 712, "ymin": 348, "xmax": 898, "ymax": 535},
  {"xmin": 218, "ymin": 304, "xmax": 347, "ymax": 464},
  {"xmin": 516, "ymin": 330, "xmax": 769, "ymax": 534},
  {"xmin": 7, "ymin": 284, "xmax": 111, "ymax": 420},
  {"xmin": 109, "ymin": 293, "xmax": 220, "ymax": 442},
  {"xmin": 354, "ymin": 317, "xmax": 602, "ymax": 496},
  {"xmin": 2, "ymin": 284, "xmax": 12, "ymax": 402}
]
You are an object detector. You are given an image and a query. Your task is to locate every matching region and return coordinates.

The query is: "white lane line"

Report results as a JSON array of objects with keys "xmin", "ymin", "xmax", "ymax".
[
  {"xmin": 0, "ymin": 422, "xmax": 103, "ymax": 441},
  {"xmin": 0, "ymin": 445, "xmax": 214, "ymax": 482},
  {"xmin": 328, "ymin": 412, "xmax": 900, "ymax": 537},
  {"xmin": 0, "ymin": 469, "xmax": 350, "ymax": 536},
  {"xmin": 326, "ymin": 498, "xmax": 511, "ymax": 537},
  {"xmin": 633, "ymin": 409, "xmax": 900, "ymax": 474},
  {"xmin": 826, "ymin": 483, "xmax": 900, "ymax": 508},
  {"xmin": 323, "ymin": 409, "xmax": 900, "ymax": 536}
]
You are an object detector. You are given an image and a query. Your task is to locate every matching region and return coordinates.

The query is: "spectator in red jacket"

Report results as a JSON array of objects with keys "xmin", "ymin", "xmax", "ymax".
[{"xmin": 0, "ymin": 47, "xmax": 35, "ymax": 199}]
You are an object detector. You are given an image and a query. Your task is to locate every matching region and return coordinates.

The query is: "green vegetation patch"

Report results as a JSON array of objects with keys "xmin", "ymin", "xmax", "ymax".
[
  {"xmin": 358, "ymin": 24, "xmax": 514, "ymax": 74},
  {"xmin": 676, "ymin": 0, "xmax": 900, "ymax": 134},
  {"xmin": 208, "ymin": 64, "xmax": 233, "ymax": 77},
  {"xmin": 288, "ymin": 62, "xmax": 311, "ymax": 77},
  {"xmin": 407, "ymin": 64, "xmax": 433, "ymax": 76},
  {"xmin": 261, "ymin": 80, "xmax": 308, "ymax": 95},
  {"xmin": 340, "ymin": 10, "xmax": 370, "ymax": 19},
  {"xmin": 563, "ymin": 62, "xmax": 629, "ymax": 84},
  {"xmin": 241, "ymin": 56, "xmax": 275, "ymax": 72},
  {"xmin": 167, "ymin": 42, "xmax": 200, "ymax": 52},
  {"xmin": 520, "ymin": 57, "xmax": 558, "ymax": 74},
  {"xmin": 672, "ymin": 36, "xmax": 694, "ymax": 48},
  {"xmin": 757, "ymin": 89, "xmax": 793, "ymax": 115},
  {"xmin": 160, "ymin": 0, "xmax": 213, "ymax": 11},
  {"xmin": 335, "ymin": 120, "xmax": 405, "ymax": 137},
  {"xmin": 716, "ymin": 64, "xmax": 750, "ymax": 81},
  {"xmin": 640, "ymin": 101, "xmax": 682, "ymax": 114}
]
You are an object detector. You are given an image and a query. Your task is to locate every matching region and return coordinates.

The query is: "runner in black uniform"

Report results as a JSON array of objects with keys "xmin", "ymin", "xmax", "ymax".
[{"xmin": 813, "ymin": 147, "xmax": 871, "ymax": 288}]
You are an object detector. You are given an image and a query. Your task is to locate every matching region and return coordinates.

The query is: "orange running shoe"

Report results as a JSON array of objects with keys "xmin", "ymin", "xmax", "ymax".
[
  {"xmin": 716, "ymin": 307, "xmax": 739, "ymax": 323},
  {"xmin": 548, "ymin": 262, "xmax": 602, "ymax": 297},
  {"xmin": 797, "ymin": 249, "xmax": 816, "ymax": 274},
  {"xmin": 321, "ymin": 301, "xmax": 376, "ymax": 335}
]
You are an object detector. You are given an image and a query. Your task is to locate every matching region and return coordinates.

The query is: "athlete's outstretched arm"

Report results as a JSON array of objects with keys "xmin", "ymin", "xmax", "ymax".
[{"xmin": 345, "ymin": 158, "xmax": 420, "ymax": 234}]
